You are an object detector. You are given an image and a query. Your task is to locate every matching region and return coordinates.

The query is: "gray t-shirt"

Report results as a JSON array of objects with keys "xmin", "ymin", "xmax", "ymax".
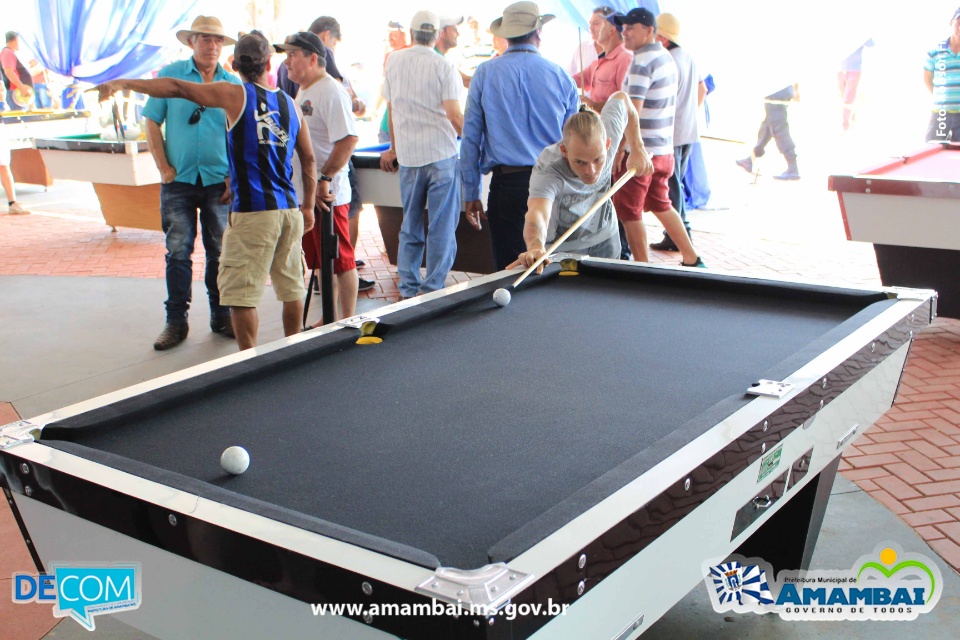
[
  {"xmin": 669, "ymin": 45, "xmax": 701, "ymax": 147},
  {"xmin": 528, "ymin": 98, "xmax": 628, "ymax": 253}
]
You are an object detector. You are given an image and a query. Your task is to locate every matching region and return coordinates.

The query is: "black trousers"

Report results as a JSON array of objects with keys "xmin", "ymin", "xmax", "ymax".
[
  {"xmin": 486, "ymin": 169, "xmax": 532, "ymax": 271},
  {"xmin": 754, "ymin": 86, "xmax": 797, "ymax": 161}
]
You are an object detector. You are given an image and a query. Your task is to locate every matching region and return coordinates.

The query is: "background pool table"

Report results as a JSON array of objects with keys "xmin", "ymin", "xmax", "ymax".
[
  {"xmin": 829, "ymin": 144, "xmax": 958, "ymax": 317},
  {"xmin": 1, "ymin": 109, "xmax": 93, "ymax": 187},
  {"xmin": 34, "ymin": 133, "xmax": 161, "ymax": 232}
]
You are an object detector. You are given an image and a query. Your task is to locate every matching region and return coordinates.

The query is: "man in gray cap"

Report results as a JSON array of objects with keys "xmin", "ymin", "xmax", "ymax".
[
  {"xmin": 97, "ymin": 32, "xmax": 318, "ymax": 350},
  {"xmin": 460, "ymin": 1, "xmax": 579, "ymax": 271},
  {"xmin": 380, "ymin": 11, "xmax": 464, "ymax": 299}
]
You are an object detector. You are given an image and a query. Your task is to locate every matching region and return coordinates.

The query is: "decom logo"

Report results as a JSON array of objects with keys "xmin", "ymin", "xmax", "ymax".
[
  {"xmin": 703, "ymin": 544, "xmax": 942, "ymax": 621},
  {"xmin": 12, "ymin": 563, "xmax": 142, "ymax": 630}
]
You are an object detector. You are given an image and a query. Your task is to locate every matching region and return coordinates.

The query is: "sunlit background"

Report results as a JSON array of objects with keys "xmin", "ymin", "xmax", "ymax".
[{"xmin": 5, "ymin": 0, "xmax": 960, "ymax": 165}]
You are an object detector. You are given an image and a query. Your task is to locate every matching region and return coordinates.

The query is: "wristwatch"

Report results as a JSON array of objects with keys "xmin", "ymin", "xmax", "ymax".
[{"xmin": 319, "ymin": 174, "xmax": 333, "ymax": 183}]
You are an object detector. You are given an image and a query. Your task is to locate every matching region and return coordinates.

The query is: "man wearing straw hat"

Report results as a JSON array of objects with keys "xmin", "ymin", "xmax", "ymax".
[
  {"xmin": 141, "ymin": 16, "xmax": 242, "ymax": 350},
  {"xmin": 460, "ymin": 1, "xmax": 579, "ymax": 271},
  {"xmin": 648, "ymin": 12, "xmax": 707, "ymax": 253}
]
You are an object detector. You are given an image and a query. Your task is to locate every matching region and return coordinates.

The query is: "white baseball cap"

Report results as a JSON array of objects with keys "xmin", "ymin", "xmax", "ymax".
[
  {"xmin": 410, "ymin": 10, "xmax": 439, "ymax": 33},
  {"xmin": 440, "ymin": 15, "xmax": 464, "ymax": 29}
]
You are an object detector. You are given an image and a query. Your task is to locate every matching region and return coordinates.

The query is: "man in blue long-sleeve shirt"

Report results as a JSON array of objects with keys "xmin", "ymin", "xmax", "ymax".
[{"xmin": 460, "ymin": 2, "xmax": 578, "ymax": 270}]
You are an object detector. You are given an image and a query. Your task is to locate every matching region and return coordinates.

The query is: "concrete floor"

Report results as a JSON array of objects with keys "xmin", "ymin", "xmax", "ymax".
[
  {"xmin": 1, "ymin": 275, "xmax": 957, "ymax": 639},
  {"xmin": 0, "ymin": 276, "xmax": 386, "ymax": 419}
]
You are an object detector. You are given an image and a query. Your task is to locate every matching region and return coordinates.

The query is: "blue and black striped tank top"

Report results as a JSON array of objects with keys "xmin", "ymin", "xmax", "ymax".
[{"xmin": 228, "ymin": 83, "xmax": 300, "ymax": 212}]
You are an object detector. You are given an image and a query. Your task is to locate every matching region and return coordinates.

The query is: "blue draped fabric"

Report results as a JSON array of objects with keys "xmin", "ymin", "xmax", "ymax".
[
  {"xmin": 21, "ymin": 0, "xmax": 198, "ymax": 84},
  {"xmin": 684, "ymin": 142, "xmax": 711, "ymax": 209},
  {"xmin": 684, "ymin": 74, "xmax": 715, "ymax": 208},
  {"xmin": 544, "ymin": 0, "xmax": 661, "ymax": 28}
]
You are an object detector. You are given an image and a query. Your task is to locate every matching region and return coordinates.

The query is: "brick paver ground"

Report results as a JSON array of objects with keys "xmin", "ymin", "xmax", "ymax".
[{"xmin": 2, "ymin": 179, "xmax": 959, "ymax": 575}]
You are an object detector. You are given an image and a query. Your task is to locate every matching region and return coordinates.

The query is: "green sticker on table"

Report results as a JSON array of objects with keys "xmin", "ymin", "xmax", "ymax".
[{"xmin": 758, "ymin": 445, "xmax": 783, "ymax": 483}]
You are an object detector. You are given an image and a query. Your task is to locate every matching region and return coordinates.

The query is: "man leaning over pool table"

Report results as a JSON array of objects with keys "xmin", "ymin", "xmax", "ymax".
[{"xmin": 509, "ymin": 92, "xmax": 705, "ymax": 274}]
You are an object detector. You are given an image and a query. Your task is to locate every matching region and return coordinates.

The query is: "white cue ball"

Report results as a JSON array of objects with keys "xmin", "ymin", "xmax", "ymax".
[
  {"xmin": 493, "ymin": 288, "xmax": 512, "ymax": 307},
  {"xmin": 221, "ymin": 446, "xmax": 250, "ymax": 475}
]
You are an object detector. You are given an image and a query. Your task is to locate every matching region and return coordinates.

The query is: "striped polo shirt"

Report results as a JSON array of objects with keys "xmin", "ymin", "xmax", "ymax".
[
  {"xmin": 622, "ymin": 42, "xmax": 678, "ymax": 156},
  {"xmin": 925, "ymin": 39, "xmax": 960, "ymax": 112},
  {"xmin": 382, "ymin": 45, "xmax": 461, "ymax": 168},
  {"xmin": 228, "ymin": 83, "xmax": 300, "ymax": 213}
]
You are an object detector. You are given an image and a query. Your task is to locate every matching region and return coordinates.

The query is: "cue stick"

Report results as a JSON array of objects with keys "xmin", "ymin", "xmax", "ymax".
[
  {"xmin": 510, "ymin": 166, "xmax": 637, "ymax": 289},
  {"xmin": 700, "ymin": 134, "xmax": 747, "ymax": 145},
  {"xmin": 577, "ymin": 27, "xmax": 585, "ymax": 100},
  {"xmin": 111, "ymin": 98, "xmax": 125, "ymax": 142}
]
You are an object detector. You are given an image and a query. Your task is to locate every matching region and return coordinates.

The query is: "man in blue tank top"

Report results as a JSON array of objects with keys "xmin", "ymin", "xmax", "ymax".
[{"xmin": 96, "ymin": 32, "xmax": 318, "ymax": 350}]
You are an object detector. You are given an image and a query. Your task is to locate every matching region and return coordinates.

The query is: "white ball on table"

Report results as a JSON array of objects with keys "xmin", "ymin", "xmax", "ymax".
[
  {"xmin": 221, "ymin": 446, "xmax": 250, "ymax": 475},
  {"xmin": 492, "ymin": 288, "xmax": 511, "ymax": 307}
]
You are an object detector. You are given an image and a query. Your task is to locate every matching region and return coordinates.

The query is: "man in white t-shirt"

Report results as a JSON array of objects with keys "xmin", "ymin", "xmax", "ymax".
[
  {"xmin": 277, "ymin": 31, "xmax": 360, "ymax": 319},
  {"xmin": 380, "ymin": 11, "xmax": 463, "ymax": 298},
  {"xmin": 508, "ymin": 93, "xmax": 650, "ymax": 271}
]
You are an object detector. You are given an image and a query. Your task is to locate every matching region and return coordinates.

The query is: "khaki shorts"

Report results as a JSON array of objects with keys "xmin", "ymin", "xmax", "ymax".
[{"xmin": 218, "ymin": 208, "xmax": 307, "ymax": 307}]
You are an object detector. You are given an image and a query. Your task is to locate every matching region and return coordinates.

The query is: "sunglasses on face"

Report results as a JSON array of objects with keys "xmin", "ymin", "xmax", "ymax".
[{"xmin": 189, "ymin": 105, "xmax": 205, "ymax": 125}]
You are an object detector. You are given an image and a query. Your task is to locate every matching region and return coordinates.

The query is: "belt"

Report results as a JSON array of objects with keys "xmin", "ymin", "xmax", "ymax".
[{"xmin": 491, "ymin": 165, "xmax": 533, "ymax": 176}]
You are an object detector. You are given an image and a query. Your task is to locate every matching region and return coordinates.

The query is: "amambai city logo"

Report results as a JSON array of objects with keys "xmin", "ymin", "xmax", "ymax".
[{"xmin": 703, "ymin": 543, "xmax": 942, "ymax": 621}]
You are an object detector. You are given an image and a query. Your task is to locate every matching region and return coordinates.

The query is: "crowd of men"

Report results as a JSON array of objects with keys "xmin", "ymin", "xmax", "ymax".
[
  {"xmin": 10, "ymin": 4, "xmax": 960, "ymax": 353},
  {"xmin": 91, "ymin": 2, "xmax": 714, "ymax": 352}
]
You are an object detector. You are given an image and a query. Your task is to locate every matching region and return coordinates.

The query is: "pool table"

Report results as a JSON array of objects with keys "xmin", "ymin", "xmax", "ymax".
[
  {"xmin": 353, "ymin": 152, "xmax": 496, "ymax": 274},
  {"xmin": 34, "ymin": 133, "xmax": 162, "ymax": 232},
  {"xmin": 1, "ymin": 109, "xmax": 94, "ymax": 187},
  {"xmin": 829, "ymin": 144, "xmax": 960, "ymax": 317},
  {"xmin": 0, "ymin": 260, "xmax": 935, "ymax": 639}
]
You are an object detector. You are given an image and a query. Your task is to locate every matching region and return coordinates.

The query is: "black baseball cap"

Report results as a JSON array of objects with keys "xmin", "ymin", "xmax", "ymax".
[
  {"xmin": 235, "ymin": 31, "xmax": 272, "ymax": 64},
  {"xmin": 274, "ymin": 31, "xmax": 326, "ymax": 61},
  {"xmin": 614, "ymin": 8, "xmax": 656, "ymax": 28}
]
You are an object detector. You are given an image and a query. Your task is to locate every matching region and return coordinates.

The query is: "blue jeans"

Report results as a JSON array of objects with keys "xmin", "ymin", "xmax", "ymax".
[
  {"xmin": 398, "ymin": 156, "xmax": 461, "ymax": 297},
  {"xmin": 160, "ymin": 180, "xmax": 230, "ymax": 325},
  {"xmin": 33, "ymin": 84, "xmax": 51, "ymax": 109},
  {"xmin": 664, "ymin": 143, "xmax": 693, "ymax": 238}
]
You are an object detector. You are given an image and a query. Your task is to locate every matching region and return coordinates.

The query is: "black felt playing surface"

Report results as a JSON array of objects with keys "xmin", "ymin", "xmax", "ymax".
[{"xmin": 43, "ymin": 266, "xmax": 891, "ymax": 569}]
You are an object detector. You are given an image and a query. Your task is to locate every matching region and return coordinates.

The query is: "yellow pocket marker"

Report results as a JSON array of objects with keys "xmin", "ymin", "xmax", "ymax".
[
  {"xmin": 356, "ymin": 320, "xmax": 382, "ymax": 345},
  {"xmin": 558, "ymin": 257, "xmax": 580, "ymax": 277}
]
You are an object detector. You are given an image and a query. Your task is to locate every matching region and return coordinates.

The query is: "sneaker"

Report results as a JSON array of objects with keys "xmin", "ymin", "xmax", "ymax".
[
  {"xmin": 210, "ymin": 316, "xmax": 235, "ymax": 339},
  {"xmin": 358, "ymin": 277, "xmax": 376, "ymax": 292},
  {"xmin": 649, "ymin": 237, "xmax": 679, "ymax": 252},
  {"xmin": 735, "ymin": 157, "xmax": 754, "ymax": 173},
  {"xmin": 355, "ymin": 259, "xmax": 366, "ymax": 268},
  {"xmin": 8, "ymin": 202, "xmax": 30, "ymax": 215},
  {"xmin": 773, "ymin": 170, "xmax": 801, "ymax": 181},
  {"xmin": 680, "ymin": 257, "xmax": 707, "ymax": 268},
  {"xmin": 153, "ymin": 323, "xmax": 189, "ymax": 350}
]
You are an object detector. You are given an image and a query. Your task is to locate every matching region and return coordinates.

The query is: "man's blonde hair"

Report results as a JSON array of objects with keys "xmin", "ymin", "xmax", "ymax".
[{"xmin": 562, "ymin": 105, "xmax": 606, "ymax": 145}]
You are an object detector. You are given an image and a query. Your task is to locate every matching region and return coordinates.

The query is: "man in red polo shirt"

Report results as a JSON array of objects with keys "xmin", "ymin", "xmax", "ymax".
[{"xmin": 574, "ymin": 12, "xmax": 632, "ymax": 111}]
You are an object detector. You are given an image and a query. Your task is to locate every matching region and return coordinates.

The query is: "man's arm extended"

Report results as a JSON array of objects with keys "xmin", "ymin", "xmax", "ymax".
[
  {"xmin": 96, "ymin": 78, "xmax": 245, "ymax": 127},
  {"xmin": 506, "ymin": 197, "xmax": 553, "ymax": 273}
]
